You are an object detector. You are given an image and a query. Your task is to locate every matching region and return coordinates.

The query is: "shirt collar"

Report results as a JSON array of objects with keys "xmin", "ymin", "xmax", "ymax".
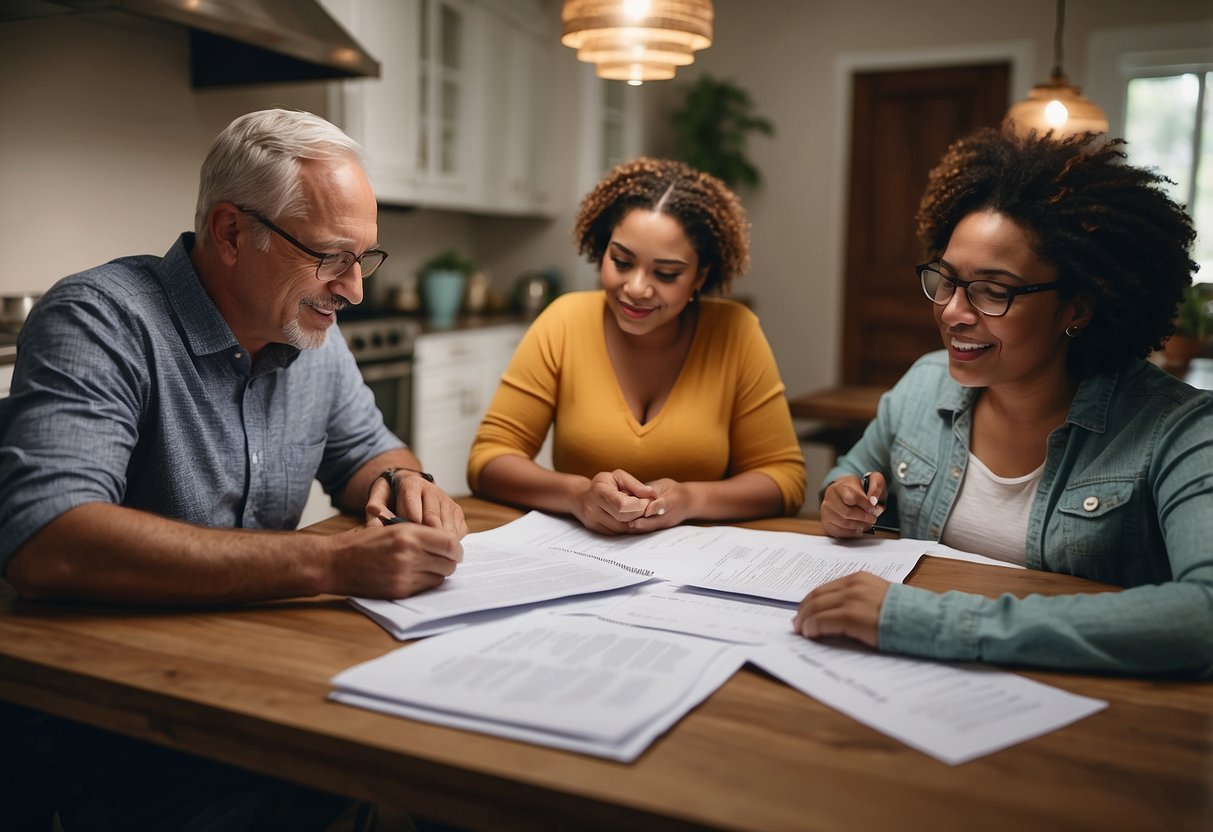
[
  {"xmin": 157, "ymin": 232, "xmax": 302, "ymax": 371},
  {"xmin": 932, "ymin": 363, "xmax": 1115, "ymax": 435},
  {"xmin": 157, "ymin": 232, "xmax": 240, "ymax": 357}
]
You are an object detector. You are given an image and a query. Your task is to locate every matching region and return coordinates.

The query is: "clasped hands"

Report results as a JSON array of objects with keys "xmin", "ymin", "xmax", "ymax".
[{"xmin": 574, "ymin": 469, "xmax": 686, "ymax": 535}]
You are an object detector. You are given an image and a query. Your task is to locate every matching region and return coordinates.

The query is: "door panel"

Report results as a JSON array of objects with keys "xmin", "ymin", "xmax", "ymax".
[{"xmin": 842, "ymin": 63, "xmax": 1010, "ymax": 387}]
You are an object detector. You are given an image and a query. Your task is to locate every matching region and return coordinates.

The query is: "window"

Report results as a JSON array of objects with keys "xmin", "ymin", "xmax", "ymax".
[{"xmin": 1122, "ymin": 66, "xmax": 1212, "ymax": 281}]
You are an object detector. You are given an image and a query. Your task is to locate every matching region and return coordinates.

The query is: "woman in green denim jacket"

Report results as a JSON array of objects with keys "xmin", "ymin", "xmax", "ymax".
[{"xmin": 794, "ymin": 128, "xmax": 1213, "ymax": 678}]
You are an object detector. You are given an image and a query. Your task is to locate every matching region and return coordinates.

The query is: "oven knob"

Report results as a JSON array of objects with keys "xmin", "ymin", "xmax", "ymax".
[
  {"xmin": 371, "ymin": 332, "xmax": 383, "ymax": 348},
  {"xmin": 386, "ymin": 330, "xmax": 401, "ymax": 346},
  {"xmin": 350, "ymin": 335, "xmax": 366, "ymax": 351}
]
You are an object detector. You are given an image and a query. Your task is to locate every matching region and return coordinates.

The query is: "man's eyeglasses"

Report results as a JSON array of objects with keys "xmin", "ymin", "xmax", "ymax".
[
  {"xmin": 918, "ymin": 262, "xmax": 1061, "ymax": 317},
  {"xmin": 237, "ymin": 206, "xmax": 388, "ymax": 281}
]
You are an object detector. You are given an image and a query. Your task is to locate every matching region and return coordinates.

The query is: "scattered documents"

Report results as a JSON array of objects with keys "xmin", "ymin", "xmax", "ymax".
[{"xmin": 336, "ymin": 512, "xmax": 1106, "ymax": 765}]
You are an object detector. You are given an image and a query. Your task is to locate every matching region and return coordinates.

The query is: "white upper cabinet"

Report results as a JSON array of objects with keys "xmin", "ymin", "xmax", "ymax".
[{"xmin": 320, "ymin": 0, "xmax": 555, "ymax": 216}]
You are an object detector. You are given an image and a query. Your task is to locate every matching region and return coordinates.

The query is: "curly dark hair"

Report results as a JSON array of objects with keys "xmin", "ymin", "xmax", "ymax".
[
  {"xmin": 916, "ymin": 128, "xmax": 1198, "ymax": 379},
  {"xmin": 573, "ymin": 157, "xmax": 750, "ymax": 295}
]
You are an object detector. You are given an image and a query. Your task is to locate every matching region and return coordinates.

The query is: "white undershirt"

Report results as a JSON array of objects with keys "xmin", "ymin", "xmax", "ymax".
[{"xmin": 940, "ymin": 453, "xmax": 1045, "ymax": 566}]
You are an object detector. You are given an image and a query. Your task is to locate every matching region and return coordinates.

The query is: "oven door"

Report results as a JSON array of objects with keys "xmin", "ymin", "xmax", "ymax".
[{"xmin": 358, "ymin": 358, "xmax": 413, "ymax": 446}]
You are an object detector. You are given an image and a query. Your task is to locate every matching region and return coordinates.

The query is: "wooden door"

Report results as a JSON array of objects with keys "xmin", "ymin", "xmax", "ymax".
[{"xmin": 841, "ymin": 63, "xmax": 1010, "ymax": 387}]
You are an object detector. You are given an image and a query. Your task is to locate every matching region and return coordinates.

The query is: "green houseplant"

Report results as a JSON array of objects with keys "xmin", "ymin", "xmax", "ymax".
[
  {"xmin": 1161, "ymin": 282, "xmax": 1212, "ymax": 368},
  {"xmin": 419, "ymin": 249, "xmax": 476, "ymax": 328},
  {"xmin": 668, "ymin": 75, "xmax": 775, "ymax": 189}
]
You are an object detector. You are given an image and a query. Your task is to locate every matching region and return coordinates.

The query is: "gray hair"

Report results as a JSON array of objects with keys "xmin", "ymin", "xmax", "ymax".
[{"xmin": 194, "ymin": 109, "xmax": 365, "ymax": 249}]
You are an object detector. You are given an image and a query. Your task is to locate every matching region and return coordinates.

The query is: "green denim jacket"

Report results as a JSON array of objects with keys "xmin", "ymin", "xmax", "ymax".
[{"xmin": 828, "ymin": 351, "xmax": 1213, "ymax": 678}]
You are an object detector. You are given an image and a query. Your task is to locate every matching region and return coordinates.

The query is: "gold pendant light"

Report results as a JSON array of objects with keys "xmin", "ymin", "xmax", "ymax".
[
  {"xmin": 1003, "ymin": 0, "xmax": 1109, "ymax": 137},
  {"xmin": 561, "ymin": 0, "xmax": 714, "ymax": 86}
]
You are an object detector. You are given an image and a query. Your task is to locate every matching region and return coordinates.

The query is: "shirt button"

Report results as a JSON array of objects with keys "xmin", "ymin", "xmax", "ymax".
[
  {"xmin": 233, "ymin": 352, "xmax": 242, "ymax": 359},
  {"xmin": 950, "ymin": 466, "xmax": 961, "ymax": 479},
  {"xmin": 1083, "ymin": 496, "xmax": 1099, "ymax": 512},
  {"xmin": 251, "ymin": 451, "xmax": 259, "ymax": 465},
  {"xmin": 929, "ymin": 525, "xmax": 939, "ymax": 538},
  {"xmin": 896, "ymin": 461, "xmax": 909, "ymax": 479}
]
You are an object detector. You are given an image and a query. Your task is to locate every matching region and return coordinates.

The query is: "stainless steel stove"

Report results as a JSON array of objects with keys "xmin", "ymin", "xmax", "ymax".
[{"xmin": 339, "ymin": 314, "xmax": 420, "ymax": 444}]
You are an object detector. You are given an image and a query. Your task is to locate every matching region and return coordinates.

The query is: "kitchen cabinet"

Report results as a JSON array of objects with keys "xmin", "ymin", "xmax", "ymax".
[
  {"xmin": 321, "ymin": 0, "xmax": 555, "ymax": 216},
  {"xmin": 412, "ymin": 323, "xmax": 526, "ymax": 494},
  {"xmin": 475, "ymin": 0, "xmax": 555, "ymax": 214}
]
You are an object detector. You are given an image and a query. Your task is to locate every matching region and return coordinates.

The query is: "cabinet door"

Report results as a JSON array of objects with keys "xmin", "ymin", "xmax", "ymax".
[
  {"xmin": 477, "ymin": 8, "xmax": 554, "ymax": 215},
  {"xmin": 320, "ymin": 0, "xmax": 423, "ymax": 200}
]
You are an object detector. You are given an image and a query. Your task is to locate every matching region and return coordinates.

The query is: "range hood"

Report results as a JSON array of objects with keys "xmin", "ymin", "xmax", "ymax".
[{"xmin": 1, "ymin": 0, "xmax": 380, "ymax": 87}]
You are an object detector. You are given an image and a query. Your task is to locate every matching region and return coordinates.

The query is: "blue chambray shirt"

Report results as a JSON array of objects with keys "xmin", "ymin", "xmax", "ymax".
[
  {"xmin": 828, "ymin": 351, "xmax": 1213, "ymax": 677},
  {"xmin": 0, "ymin": 233, "xmax": 403, "ymax": 571}
]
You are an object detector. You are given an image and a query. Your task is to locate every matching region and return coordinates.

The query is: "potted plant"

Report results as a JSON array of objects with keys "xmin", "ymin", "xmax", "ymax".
[
  {"xmin": 419, "ymin": 249, "xmax": 475, "ymax": 328},
  {"xmin": 668, "ymin": 75, "xmax": 775, "ymax": 189},
  {"xmin": 1161, "ymin": 282, "xmax": 1212, "ymax": 369}
]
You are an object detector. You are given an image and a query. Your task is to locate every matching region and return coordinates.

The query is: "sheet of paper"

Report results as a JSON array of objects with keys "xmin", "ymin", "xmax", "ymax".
[
  {"xmin": 657, "ymin": 527, "xmax": 923, "ymax": 603},
  {"xmin": 595, "ymin": 584, "xmax": 798, "ymax": 645},
  {"xmin": 471, "ymin": 512, "xmax": 923, "ymax": 603},
  {"xmin": 350, "ymin": 587, "xmax": 630, "ymax": 640},
  {"xmin": 331, "ymin": 612, "xmax": 747, "ymax": 761},
  {"xmin": 751, "ymin": 634, "xmax": 1107, "ymax": 765},
  {"xmin": 919, "ymin": 539, "xmax": 1027, "ymax": 569},
  {"xmin": 350, "ymin": 539, "xmax": 652, "ymax": 639},
  {"xmin": 468, "ymin": 510, "xmax": 721, "ymax": 574}
]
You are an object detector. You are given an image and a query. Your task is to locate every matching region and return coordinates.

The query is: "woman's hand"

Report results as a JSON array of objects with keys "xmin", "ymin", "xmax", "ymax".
[
  {"xmin": 820, "ymin": 472, "xmax": 885, "ymax": 538},
  {"xmin": 792, "ymin": 571, "xmax": 891, "ymax": 648},
  {"xmin": 626, "ymin": 478, "xmax": 690, "ymax": 532},
  {"xmin": 572, "ymin": 469, "xmax": 657, "ymax": 534}
]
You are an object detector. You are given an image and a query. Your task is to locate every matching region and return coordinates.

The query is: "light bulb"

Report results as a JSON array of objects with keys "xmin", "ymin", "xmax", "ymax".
[
  {"xmin": 1044, "ymin": 99, "xmax": 1069, "ymax": 128},
  {"xmin": 623, "ymin": 0, "xmax": 651, "ymax": 20}
]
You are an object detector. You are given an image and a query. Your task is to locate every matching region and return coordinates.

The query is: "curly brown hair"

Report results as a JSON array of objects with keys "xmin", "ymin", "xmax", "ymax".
[
  {"xmin": 917, "ymin": 128, "xmax": 1198, "ymax": 379},
  {"xmin": 573, "ymin": 158, "xmax": 750, "ymax": 295}
]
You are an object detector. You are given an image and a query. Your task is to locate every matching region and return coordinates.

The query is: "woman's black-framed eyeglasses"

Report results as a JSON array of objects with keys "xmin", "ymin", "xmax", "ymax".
[
  {"xmin": 237, "ymin": 206, "xmax": 388, "ymax": 281},
  {"xmin": 918, "ymin": 262, "xmax": 1061, "ymax": 317}
]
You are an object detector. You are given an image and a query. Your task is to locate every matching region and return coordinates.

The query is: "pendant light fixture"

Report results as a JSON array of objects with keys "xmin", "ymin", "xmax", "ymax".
[
  {"xmin": 1003, "ymin": 0, "xmax": 1109, "ymax": 137},
  {"xmin": 561, "ymin": 0, "xmax": 713, "ymax": 86}
]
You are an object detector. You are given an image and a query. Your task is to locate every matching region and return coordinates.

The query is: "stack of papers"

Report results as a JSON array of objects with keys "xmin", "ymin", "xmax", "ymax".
[
  {"xmin": 331, "ymin": 611, "xmax": 747, "ymax": 762},
  {"xmin": 333, "ymin": 511, "xmax": 1105, "ymax": 765}
]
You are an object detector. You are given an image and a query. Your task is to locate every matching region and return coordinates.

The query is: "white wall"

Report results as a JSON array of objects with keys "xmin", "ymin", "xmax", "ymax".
[{"xmin": 2, "ymin": 1, "xmax": 1209, "ymax": 501}]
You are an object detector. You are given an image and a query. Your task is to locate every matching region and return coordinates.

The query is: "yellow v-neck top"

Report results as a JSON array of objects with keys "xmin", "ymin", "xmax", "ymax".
[{"xmin": 467, "ymin": 291, "xmax": 806, "ymax": 514}]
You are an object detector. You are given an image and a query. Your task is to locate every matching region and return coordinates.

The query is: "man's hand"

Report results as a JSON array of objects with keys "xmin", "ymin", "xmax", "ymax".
[
  {"xmin": 366, "ymin": 469, "xmax": 468, "ymax": 536},
  {"xmin": 571, "ymin": 470, "xmax": 657, "ymax": 534},
  {"xmin": 792, "ymin": 571, "xmax": 891, "ymax": 648},
  {"xmin": 330, "ymin": 522, "xmax": 463, "ymax": 599},
  {"xmin": 820, "ymin": 473, "xmax": 885, "ymax": 538}
]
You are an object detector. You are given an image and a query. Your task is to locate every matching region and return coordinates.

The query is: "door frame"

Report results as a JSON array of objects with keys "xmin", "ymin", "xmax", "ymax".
[{"xmin": 820, "ymin": 40, "xmax": 1035, "ymax": 383}]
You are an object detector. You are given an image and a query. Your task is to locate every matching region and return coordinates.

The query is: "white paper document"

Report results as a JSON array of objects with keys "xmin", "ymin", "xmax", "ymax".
[
  {"xmin": 350, "ymin": 539, "xmax": 652, "ymax": 639},
  {"xmin": 470, "ymin": 512, "xmax": 924, "ymax": 603},
  {"xmin": 596, "ymin": 584, "xmax": 799, "ymax": 645},
  {"xmin": 656, "ymin": 526, "xmax": 924, "ymax": 603},
  {"xmin": 751, "ymin": 634, "xmax": 1107, "ymax": 765},
  {"xmin": 330, "ymin": 612, "xmax": 747, "ymax": 761}
]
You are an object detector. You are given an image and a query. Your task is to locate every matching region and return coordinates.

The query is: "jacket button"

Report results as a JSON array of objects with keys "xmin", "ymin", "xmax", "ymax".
[
  {"xmin": 950, "ymin": 466, "xmax": 961, "ymax": 478},
  {"xmin": 896, "ymin": 461, "xmax": 908, "ymax": 479},
  {"xmin": 1083, "ymin": 496, "xmax": 1099, "ymax": 511}
]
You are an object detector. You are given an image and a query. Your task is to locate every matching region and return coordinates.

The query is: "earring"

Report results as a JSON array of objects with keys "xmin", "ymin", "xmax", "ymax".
[
  {"xmin": 1065, "ymin": 324, "xmax": 1081, "ymax": 338},
  {"xmin": 691, "ymin": 289, "xmax": 700, "ymax": 303}
]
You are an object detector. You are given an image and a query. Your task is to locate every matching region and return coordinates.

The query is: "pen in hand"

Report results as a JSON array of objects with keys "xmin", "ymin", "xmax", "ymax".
[{"xmin": 860, "ymin": 473, "xmax": 885, "ymax": 535}]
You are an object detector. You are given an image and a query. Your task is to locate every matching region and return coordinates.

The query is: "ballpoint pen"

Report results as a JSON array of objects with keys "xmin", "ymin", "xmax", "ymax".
[{"xmin": 861, "ymin": 472, "xmax": 886, "ymax": 535}]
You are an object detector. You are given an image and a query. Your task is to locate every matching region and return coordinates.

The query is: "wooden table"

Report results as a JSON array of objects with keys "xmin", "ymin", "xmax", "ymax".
[
  {"xmin": 1, "ymin": 498, "xmax": 1210, "ymax": 831},
  {"xmin": 788, "ymin": 385, "xmax": 886, "ymax": 460}
]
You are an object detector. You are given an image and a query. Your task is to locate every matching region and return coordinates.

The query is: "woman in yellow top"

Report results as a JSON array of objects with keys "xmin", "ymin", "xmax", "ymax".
[{"xmin": 468, "ymin": 158, "xmax": 805, "ymax": 534}]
